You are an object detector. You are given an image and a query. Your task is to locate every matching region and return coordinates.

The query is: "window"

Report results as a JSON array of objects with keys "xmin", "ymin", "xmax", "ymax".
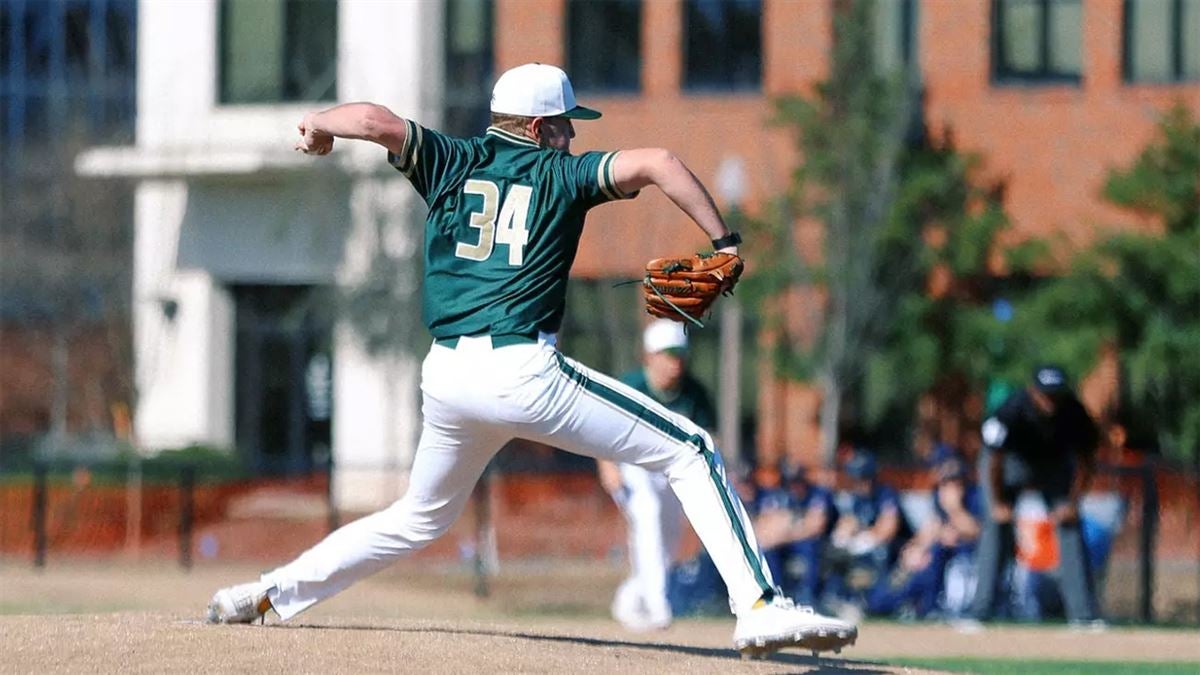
[
  {"xmin": 105, "ymin": 2, "xmax": 137, "ymax": 73},
  {"xmin": 443, "ymin": 0, "xmax": 493, "ymax": 136},
  {"xmin": 992, "ymin": 0, "xmax": 1082, "ymax": 83},
  {"xmin": 0, "ymin": 3, "xmax": 9, "ymax": 146},
  {"xmin": 64, "ymin": 5, "xmax": 90, "ymax": 78},
  {"xmin": 0, "ymin": 0, "xmax": 136, "ymax": 153},
  {"xmin": 219, "ymin": 0, "xmax": 337, "ymax": 104},
  {"xmin": 22, "ymin": 7, "xmax": 51, "ymax": 79},
  {"xmin": 683, "ymin": 0, "xmax": 761, "ymax": 92},
  {"xmin": 233, "ymin": 284, "xmax": 335, "ymax": 475},
  {"xmin": 1124, "ymin": 0, "xmax": 1200, "ymax": 82},
  {"xmin": 0, "ymin": 5, "xmax": 8, "ymax": 73},
  {"xmin": 566, "ymin": 0, "xmax": 641, "ymax": 93},
  {"xmin": 874, "ymin": 0, "xmax": 918, "ymax": 75}
]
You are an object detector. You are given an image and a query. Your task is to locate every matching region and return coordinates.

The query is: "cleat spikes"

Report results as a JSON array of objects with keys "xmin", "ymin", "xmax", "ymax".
[{"xmin": 732, "ymin": 598, "xmax": 857, "ymax": 658}]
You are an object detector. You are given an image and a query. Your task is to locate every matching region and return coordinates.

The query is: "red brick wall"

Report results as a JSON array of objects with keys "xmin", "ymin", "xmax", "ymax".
[
  {"xmin": 495, "ymin": 0, "xmax": 564, "ymax": 68},
  {"xmin": 0, "ymin": 323, "xmax": 130, "ymax": 440},
  {"xmin": 922, "ymin": 0, "xmax": 1200, "ymax": 252},
  {"xmin": 495, "ymin": 0, "xmax": 800, "ymax": 276}
]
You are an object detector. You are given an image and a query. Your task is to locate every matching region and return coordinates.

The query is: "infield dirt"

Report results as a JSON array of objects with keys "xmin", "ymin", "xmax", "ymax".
[{"xmin": 2, "ymin": 560, "xmax": 1198, "ymax": 673}]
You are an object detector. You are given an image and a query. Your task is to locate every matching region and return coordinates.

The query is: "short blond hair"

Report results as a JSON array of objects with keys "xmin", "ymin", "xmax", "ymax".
[{"xmin": 490, "ymin": 112, "xmax": 535, "ymax": 135}]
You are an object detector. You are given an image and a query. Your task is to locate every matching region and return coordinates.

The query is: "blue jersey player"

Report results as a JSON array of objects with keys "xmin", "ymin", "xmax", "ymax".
[
  {"xmin": 775, "ymin": 465, "xmax": 837, "ymax": 606},
  {"xmin": 825, "ymin": 450, "xmax": 905, "ymax": 611},
  {"xmin": 868, "ymin": 450, "xmax": 982, "ymax": 618}
]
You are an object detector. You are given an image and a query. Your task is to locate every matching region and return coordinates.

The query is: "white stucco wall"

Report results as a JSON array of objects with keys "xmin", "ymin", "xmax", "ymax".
[
  {"xmin": 110, "ymin": 0, "xmax": 443, "ymax": 509},
  {"xmin": 131, "ymin": 179, "xmax": 236, "ymax": 449},
  {"xmin": 336, "ymin": 0, "xmax": 443, "ymax": 509}
]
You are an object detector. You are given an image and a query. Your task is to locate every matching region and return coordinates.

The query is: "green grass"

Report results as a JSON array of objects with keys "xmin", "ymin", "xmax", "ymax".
[{"xmin": 894, "ymin": 658, "xmax": 1200, "ymax": 674}]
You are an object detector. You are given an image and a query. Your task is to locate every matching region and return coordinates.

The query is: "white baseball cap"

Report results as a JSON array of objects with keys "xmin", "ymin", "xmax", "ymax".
[
  {"xmin": 643, "ymin": 319, "xmax": 689, "ymax": 355},
  {"xmin": 490, "ymin": 63, "xmax": 601, "ymax": 120}
]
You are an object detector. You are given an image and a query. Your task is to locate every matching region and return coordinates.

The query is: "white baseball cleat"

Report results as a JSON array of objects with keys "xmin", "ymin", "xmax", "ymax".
[
  {"xmin": 615, "ymin": 612, "xmax": 672, "ymax": 632},
  {"xmin": 611, "ymin": 585, "xmax": 672, "ymax": 632},
  {"xmin": 206, "ymin": 581, "xmax": 275, "ymax": 624},
  {"xmin": 733, "ymin": 596, "xmax": 857, "ymax": 659},
  {"xmin": 950, "ymin": 617, "xmax": 985, "ymax": 634}
]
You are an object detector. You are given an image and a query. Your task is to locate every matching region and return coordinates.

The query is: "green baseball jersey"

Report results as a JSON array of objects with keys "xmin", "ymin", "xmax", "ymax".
[
  {"xmin": 619, "ymin": 369, "xmax": 717, "ymax": 431},
  {"xmin": 389, "ymin": 122, "xmax": 636, "ymax": 339}
]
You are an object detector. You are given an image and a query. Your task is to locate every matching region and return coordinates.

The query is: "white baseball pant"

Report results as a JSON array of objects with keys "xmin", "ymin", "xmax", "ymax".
[
  {"xmin": 612, "ymin": 463, "xmax": 683, "ymax": 625},
  {"xmin": 262, "ymin": 335, "xmax": 775, "ymax": 619}
]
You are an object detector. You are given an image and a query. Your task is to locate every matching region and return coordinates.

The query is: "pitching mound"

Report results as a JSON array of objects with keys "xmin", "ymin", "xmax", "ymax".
[
  {"xmin": 4, "ymin": 562, "xmax": 1197, "ymax": 673},
  {"xmin": 2, "ymin": 612, "xmax": 942, "ymax": 674}
]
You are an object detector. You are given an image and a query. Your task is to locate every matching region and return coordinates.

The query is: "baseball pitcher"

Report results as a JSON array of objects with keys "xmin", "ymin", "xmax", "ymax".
[{"xmin": 206, "ymin": 63, "xmax": 856, "ymax": 657}]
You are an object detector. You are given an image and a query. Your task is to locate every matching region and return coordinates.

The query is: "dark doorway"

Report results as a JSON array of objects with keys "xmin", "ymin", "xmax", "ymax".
[{"xmin": 233, "ymin": 284, "xmax": 333, "ymax": 475}]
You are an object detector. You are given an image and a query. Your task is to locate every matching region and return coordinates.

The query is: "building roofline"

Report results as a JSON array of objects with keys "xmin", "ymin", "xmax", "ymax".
[{"xmin": 74, "ymin": 145, "xmax": 373, "ymax": 179}]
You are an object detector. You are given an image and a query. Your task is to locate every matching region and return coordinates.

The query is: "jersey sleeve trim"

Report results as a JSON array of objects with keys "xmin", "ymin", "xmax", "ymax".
[
  {"xmin": 387, "ymin": 119, "xmax": 422, "ymax": 177},
  {"xmin": 597, "ymin": 151, "xmax": 637, "ymax": 201}
]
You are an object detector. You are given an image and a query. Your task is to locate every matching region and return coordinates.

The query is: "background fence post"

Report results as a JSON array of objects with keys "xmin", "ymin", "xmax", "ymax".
[
  {"xmin": 1194, "ymin": 452, "xmax": 1200, "ymax": 626},
  {"xmin": 1139, "ymin": 461, "xmax": 1158, "ymax": 623},
  {"xmin": 32, "ymin": 463, "xmax": 47, "ymax": 568},
  {"xmin": 472, "ymin": 469, "xmax": 492, "ymax": 599},
  {"xmin": 124, "ymin": 457, "xmax": 142, "ymax": 558},
  {"xmin": 179, "ymin": 465, "xmax": 194, "ymax": 570}
]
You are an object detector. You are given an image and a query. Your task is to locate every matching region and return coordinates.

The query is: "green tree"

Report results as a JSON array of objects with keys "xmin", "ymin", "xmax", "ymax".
[
  {"xmin": 1003, "ymin": 105, "xmax": 1200, "ymax": 462},
  {"xmin": 744, "ymin": 0, "xmax": 1017, "ymax": 460}
]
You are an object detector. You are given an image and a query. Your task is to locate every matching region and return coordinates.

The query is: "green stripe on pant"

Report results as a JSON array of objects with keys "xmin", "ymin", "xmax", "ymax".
[{"xmin": 553, "ymin": 353, "xmax": 773, "ymax": 597}]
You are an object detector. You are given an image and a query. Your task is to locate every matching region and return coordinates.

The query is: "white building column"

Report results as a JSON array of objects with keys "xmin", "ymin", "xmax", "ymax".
[
  {"xmin": 327, "ymin": 0, "xmax": 443, "ymax": 511},
  {"xmin": 331, "ymin": 174, "xmax": 425, "ymax": 511},
  {"xmin": 331, "ymin": 325, "xmax": 421, "ymax": 511},
  {"xmin": 132, "ymin": 180, "xmax": 235, "ymax": 451},
  {"xmin": 82, "ymin": 0, "xmax": 443, "ymax": 489}
]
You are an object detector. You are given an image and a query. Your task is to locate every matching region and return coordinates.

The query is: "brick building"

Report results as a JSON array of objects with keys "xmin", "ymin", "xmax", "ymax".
[
  {"xmin": 55, "ymin": 0, "xmax": 1199, "ymax": 496},
  {"xmin": 491, "ymin": 0, "xmax": 1200, "ymax": 465}
]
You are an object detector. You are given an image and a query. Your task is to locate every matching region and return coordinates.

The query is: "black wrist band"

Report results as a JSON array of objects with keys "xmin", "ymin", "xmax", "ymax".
[{"xmin": 711, "ymin": 232, "xmax": 742, "ymax": 250}]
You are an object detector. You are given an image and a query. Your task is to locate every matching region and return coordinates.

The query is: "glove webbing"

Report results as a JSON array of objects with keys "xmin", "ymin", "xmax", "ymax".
[
  {"xmin": 645, "ymin": 280, "xmax": 706, "ymax": 328},
  {"xmin": 612, "ymin": 278, "xmax": 708, "ymax": 329}
]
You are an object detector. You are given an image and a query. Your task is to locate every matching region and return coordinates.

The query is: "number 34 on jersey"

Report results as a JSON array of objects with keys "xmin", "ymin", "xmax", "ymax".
[{"xmin": 455, "ymin": 179, "xmax": 531, "ymax": 266}]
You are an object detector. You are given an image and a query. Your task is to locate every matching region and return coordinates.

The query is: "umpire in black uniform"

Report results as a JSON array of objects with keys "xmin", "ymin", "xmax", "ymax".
[{"xmin": 969, "ymin": 365, "xmax": 1101, "ymax": 624}]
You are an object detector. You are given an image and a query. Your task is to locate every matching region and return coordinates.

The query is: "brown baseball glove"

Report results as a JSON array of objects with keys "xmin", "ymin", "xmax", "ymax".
[{"xmin": 642, "ymin": 252, "xmax": 744, "ymax": 325}]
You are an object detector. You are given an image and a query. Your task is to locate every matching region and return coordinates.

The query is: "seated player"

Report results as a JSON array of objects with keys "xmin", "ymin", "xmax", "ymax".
[
  {"xmin": 773, "ymin": 463, "xmax": 837, "ymax": 606},
  {"xmin": 867, "ymin": 448, "xmax": 982, "ymax": 619},
  {"xmin": 743, "ymin": 464, "xmax": 794, "ymax": 588},
  {"xmin": 824, "ymin": 450, "xmax": 907, "ymax": 614}
]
